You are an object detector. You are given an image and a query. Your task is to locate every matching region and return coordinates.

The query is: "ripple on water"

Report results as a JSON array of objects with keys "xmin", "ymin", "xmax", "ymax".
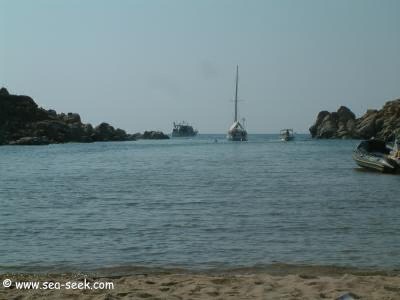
[{"xmin": 0, "ymin": 135, "xmax": 399, "ymax": 271}]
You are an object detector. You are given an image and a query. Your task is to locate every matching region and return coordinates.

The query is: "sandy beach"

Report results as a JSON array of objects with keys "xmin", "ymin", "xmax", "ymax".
[{"xmin": 2, "ymin": 265, "xmax": 400, "ymax": 300}]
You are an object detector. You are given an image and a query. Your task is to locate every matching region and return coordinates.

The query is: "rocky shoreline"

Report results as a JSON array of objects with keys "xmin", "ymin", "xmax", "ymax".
[
  {"xmin": 0, "ymin": 88, "xmax": 169, "ymax": 145},
  {"xmin": 309, "ymin": 98, "xmax": 400, "ymax": 141},
  {"xmin": 4, "ymin": 87, "xmax": 399, "ymax": 144}
]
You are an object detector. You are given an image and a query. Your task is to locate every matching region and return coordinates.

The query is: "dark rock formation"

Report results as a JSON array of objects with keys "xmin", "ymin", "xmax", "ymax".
[
  {"xmin": 310, "ymin": 99, "xmax": 400, "ymax": 141},
  {"xmin": 9, "ymin": 136, "xmax": 50, "ymax": 146},
  {"xmin": 92, "ymin": 123, "xmax": 130, "ymax": 142},
  {"xmin": 142, "ymin": 131, "xmax": 170, "ymax": 139},
  {"xmin": 0, "ymin": 87, "xmax": 9, "ymax": 96},
  {"xmin": 134, "ymin": 131, "xmax": 170, "ymax": 140},
  {"xmin": 0, "ymin": 88, "xmax": 136, "ymax": 145}
]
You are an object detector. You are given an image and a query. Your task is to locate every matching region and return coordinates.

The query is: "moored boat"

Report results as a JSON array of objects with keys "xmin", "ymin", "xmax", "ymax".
[
  {"xmin": 228, "ymin": 120, "xmax": 247, "ymax": 141},
  {"xmin": 227, "ymin": 65, "xmax": 248, "ymax": 141},
  {"xmin": 352, "ymin": 139, "xmax": 399, "ymax": 173},
  {"xmin": 280, "ymin": 129, "xmax": 294, "ymax": 141},
  {"xmin": 172, "ymin": 121, "xmax": 198, "ymax": 137}
]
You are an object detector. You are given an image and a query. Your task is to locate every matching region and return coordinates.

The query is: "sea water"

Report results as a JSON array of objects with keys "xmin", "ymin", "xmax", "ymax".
[{"xmin": 0, "ymin": 135, "xmax": 399, "ymax": 273}]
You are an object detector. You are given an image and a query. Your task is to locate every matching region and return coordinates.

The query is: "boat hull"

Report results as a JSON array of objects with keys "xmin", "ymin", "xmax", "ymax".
[
  {"xmin": 227, "ymin": 130, "xmax": 248, "ymax": 141},
  {"xmin": 352, "ymin": 153, "xmax": 397, "ymax": 173},
  {"xmin": 281, "ymin": 136, "xmax": 294, "ymax": 141},
  {"xmin": 353, "ymin": 140, "xmax": 398, "ymax": 173},
  {"xmin": 280, "ymin": 129, "xmax": 294, "ymax": 141}
]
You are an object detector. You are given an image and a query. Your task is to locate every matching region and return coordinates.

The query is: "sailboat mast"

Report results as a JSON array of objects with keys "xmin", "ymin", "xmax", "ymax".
[{"xmin": 234, "ymin": 65, "xmax": 239, "ymax": 122}]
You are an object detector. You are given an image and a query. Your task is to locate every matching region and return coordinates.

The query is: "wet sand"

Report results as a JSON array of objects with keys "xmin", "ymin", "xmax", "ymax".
[{"xmin": 1, "ymin": 264, "xmax": 400, "ymax": 299}]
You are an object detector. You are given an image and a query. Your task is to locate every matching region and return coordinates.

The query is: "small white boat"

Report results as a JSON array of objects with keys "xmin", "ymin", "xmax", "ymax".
[
  {"xmin": 280, "ymin": 129, "xmax": 295, "ymax": 141},
  {"xmin": 227, "ymin": 65, "xmax": 248, "ymax": 141}
]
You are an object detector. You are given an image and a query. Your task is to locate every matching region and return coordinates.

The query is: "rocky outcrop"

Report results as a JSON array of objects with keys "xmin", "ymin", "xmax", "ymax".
[
  {"xmin": 310, "ymin": 99, "xmax": 400, "ymax": 140},
  {"xmin": 309, "ymin": 106, "xmax": 356, "ymax": 139},
  {"xmin": 0, "ymin": 88, "xmax": 136, "ymax": 145},
  {"xmin": 134, "ymin": 131, "xmax": 170, "ymax": 140}
]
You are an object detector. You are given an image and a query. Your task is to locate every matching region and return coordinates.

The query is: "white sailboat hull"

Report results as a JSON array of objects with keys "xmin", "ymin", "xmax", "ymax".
[
  {"xmin": 227, "ymin": 122, "xmax": 248, "ymax": 141},
  {"xmin": 227, "ymin": 131, "xmax": 248, "ymax": 141}
]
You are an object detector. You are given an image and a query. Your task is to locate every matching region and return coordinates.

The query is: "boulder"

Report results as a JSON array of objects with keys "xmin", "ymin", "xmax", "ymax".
[
  {"xmin": 345, "ymin": 119, "xmax": 357, "ymax": 136},
  {"xmin": 0, "ymin": 87, "xmax": 9, "ymax": 96},
  {"xmin": 309, "ymin": 111, "xmax": 330, "ymax": 137},
  {"xmin": 82, "ymin": 123, "xmax": 94, "ymax": 139},
  {"xmin": 318, "ymin": 114, "xmax": 338, "ymax": 138},
  {"xmin": 356, "ymin": 113, "xmax": 377, "ymax": 138},
  {"xmin": 337, "ymin": 106, "xmax": 355, "ymax": 122},
  {"xmin": 93, "ymin": 123, "xmax": 117, "ymax": 141},
  {"xmin": 63, "ymin": 112, "xmax": 81, "ymax": 124},
  {"xmin": 130, "ymin": 132, "xmax": 143, "ymax": 140},
  {"xmin": 67, "ymin": 123, "xmax": 87, "ymax": 142},
  {"xmin": 47, "ymin": 109, "xmax": 57, "ymax": 118},
  {"xmin": 141, "ymin": 131, "xmax": 170, "ymax": 139},
  {"xmin": 92, "ymin": 123, "xmax": 134, "ymax": 142},
  {"xmin": 33, "ymin": 120, "xmax": 72, "ymax": 143}
]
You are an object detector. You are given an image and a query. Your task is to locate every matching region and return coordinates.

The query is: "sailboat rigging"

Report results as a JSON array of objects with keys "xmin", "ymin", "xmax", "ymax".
[{"xmin": 227, "ymin": 65, "xmax": 248, "ymax": 141}]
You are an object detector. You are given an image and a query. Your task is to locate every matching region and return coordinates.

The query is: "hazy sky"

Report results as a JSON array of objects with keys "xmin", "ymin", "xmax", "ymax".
[{"xmin": 1, "ymin": 0, "xmax": 400, "ymax": 133}]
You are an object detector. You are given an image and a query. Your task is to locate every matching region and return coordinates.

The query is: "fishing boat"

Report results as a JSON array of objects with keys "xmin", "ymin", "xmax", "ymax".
[
  {"xmin": 227, "ymin": 65, "xmax": 248, "ymax": 141},
  {"xmin": 280, "ymin": 129, "xmax": 295, "ymax": 141},
  {"xmin": 352, "ymin": 139, "xmax": 399, "ymax": 173},
  {"xmin": 172, "ymin": 121, "xmax": 198, "ymax": 137}
]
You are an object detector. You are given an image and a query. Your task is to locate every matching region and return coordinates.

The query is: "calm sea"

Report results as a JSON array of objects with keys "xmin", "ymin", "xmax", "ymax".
[{"xmin": 0, "ymin": 134, "xmax": 399, "ymax": 273}]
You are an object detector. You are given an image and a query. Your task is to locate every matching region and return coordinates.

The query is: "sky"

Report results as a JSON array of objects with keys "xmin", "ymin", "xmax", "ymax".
[{"xmin": 1, "ymin": 0, "xmax": 400, "ymax": 133}]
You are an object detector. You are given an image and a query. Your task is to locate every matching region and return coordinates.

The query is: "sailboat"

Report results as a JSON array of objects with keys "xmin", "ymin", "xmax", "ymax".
[{"xmin": 227, "ymin": 65, "xmax": 248, "ymax": 141}]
